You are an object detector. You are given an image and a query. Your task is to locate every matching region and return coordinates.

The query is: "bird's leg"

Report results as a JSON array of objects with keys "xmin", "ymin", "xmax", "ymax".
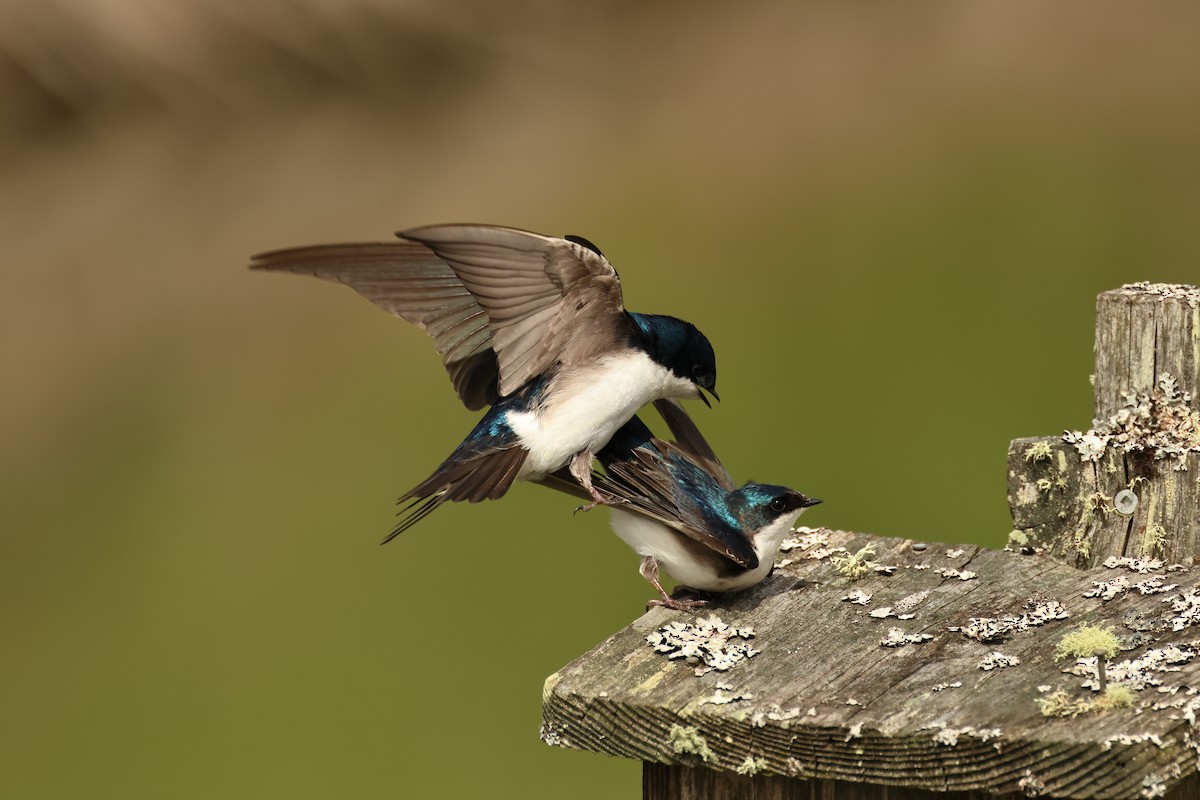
[
  {"xmin": 570, "ymin": 449, "xmax": 623, "ymax": 512},
  {"xmin": 640, "ymin": 556, "xmax": 707, "ymax": 612}
]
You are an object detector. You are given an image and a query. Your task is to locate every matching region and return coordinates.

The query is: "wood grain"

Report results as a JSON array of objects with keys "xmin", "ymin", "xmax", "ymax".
[{"xmin": 543, "ymin": 529, "xmax": 1200, "ymax": 800}]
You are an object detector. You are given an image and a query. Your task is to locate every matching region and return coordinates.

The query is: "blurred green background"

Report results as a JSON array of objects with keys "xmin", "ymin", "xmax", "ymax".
[{"xmin": 4, "ymin": 2, "xmax": 1200, "ymax": 797}]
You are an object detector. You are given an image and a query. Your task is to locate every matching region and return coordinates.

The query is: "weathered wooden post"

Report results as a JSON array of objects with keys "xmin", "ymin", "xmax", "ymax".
[{"xmin": 542, "ymin": 283, "xmax": 1200, "ymax": 800}]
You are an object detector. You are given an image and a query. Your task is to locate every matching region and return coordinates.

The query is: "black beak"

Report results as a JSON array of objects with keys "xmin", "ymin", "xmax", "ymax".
[
  {"xmin": 800, "ymin": 496, "xmax": 822, "ymax": 508},
  {"xmin": 698, "ymin": 387, "xmax": 719, "ymax": 407}
]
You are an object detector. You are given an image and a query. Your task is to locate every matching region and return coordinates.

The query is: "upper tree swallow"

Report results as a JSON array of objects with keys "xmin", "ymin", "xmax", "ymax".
[
  {"xmin": 250, "ymin": 224, "xmax": 719, "ymax": 538},
  {"xmin": 542, "ymin": 400, "xmax": 821, "ymax": 610}
]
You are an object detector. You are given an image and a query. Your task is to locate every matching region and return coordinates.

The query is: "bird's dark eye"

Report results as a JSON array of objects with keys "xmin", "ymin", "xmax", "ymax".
[
  {"xmin": 692, "ymin": 364, "xmax": 704, "ymax": 376},
  {"xmin": 769, "ymin": 497, "xmax": 787, "ymax": 513}
]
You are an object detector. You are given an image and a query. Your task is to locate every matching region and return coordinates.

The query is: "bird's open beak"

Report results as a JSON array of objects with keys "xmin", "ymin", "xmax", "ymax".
[
  {"xmin": 800, "ymin": 496, "xmax": 822, "ymax": 508},
  {"xmin": 698, "ymin": 387, "xmax": 719, "ymax": 407}
]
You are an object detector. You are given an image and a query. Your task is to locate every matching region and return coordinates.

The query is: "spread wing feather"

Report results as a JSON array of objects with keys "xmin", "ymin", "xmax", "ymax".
[
  {"xmin": 399, "ymin": 224, "xmax": 627, "ymax": 395},
  {"xmin": 249, "ymin": 242, "xmax": 500, "ymax": 410}
]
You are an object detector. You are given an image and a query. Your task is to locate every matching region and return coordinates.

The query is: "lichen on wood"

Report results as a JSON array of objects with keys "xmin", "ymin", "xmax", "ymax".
[{"xmin": 542, "ymin": 528, "xmax": 1200, "ymax": 800}]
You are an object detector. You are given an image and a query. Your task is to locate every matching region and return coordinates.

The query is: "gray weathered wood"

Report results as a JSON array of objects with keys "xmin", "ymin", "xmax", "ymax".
[
  {"xmin": 1006, "ymin": 438, "xmax": 1200, "ymax": 567},
  {"xmin": 643, "ymin": 765, "xmax": 1200, "ymax": 800},
  {"xmin": 1094, "ymin": 287, "xmax": 1200, "ymax": 422},
  {"xmin": 1009, "ymin": 284, "xmax": 1200, "ymax": 568},
  {"xmin": 543, "ymin": 529, "xmax": 1200, "ymax": 800}
]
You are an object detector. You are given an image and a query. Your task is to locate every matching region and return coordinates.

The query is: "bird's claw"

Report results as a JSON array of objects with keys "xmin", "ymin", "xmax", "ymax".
[{"xmin": 648, "ymin": 596, "xmax": 708, "ymax": 612}]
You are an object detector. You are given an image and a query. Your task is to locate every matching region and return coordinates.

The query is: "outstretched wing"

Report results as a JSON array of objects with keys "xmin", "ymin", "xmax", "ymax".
[
  {"xmin": 250, "ymin": 241, "xmax": 499, "ymax": 410},
  {"xmin": 399, "ymin": 224, "xmax": 627, "ymax": 396}
]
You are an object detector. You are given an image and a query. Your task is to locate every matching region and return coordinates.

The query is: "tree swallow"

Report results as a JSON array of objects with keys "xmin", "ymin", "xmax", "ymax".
[
  {"xmin": 250, "ymin": 224, "xmax": 720, "ymax": 538},
  {"xmin": 542, "ymin": 400, "xmax": 822, "ymax": 610}
]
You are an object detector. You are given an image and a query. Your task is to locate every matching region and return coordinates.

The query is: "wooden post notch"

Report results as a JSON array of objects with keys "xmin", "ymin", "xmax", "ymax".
[
  {"xmin": 1008, "ymin": 283, "xmax": 1200, "ymax": 567},
  {"xmin": 542, "ymin": 283, "xmax": 1200, "ymax": 800}
]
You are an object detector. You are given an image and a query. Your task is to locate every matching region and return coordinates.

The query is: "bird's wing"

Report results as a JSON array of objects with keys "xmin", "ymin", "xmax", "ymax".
[
  {"xmin": 250, "ymin": 242, "xmax": 500, "ymax": 410},
  {"xmin": 399, "ymin": 224, "xmax": 626, "ymax": 396},
  {"xmin": 652, "ymin": 399, "xmax": 735, "ymax": 492},
  {"xmin": 599, "ymin": 442, "xmax": 758, "ymax": 569}
]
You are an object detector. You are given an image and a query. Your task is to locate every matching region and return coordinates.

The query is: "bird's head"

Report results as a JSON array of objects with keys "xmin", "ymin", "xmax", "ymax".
[
  {"xmin": 628, "ymin": 313, "xmax": 719, "ymax": 406},
  {"xmin": 730, "ymin": 484, "xmax": 821, "ymax": 536}
]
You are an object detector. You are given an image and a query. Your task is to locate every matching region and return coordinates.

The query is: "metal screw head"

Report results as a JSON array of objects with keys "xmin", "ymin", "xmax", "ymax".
[{"xmin": 1114, "ymin": 489, "xmax": 1139, "ymax": 517}]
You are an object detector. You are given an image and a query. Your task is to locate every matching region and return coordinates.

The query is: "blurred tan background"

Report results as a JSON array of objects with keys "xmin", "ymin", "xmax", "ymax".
[{"xmin": 4, "ymin": 2, "xmax": 1200, "ymax": 797}]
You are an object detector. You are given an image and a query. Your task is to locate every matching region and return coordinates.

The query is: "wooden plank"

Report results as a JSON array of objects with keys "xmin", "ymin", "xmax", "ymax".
[
  {"xmin": 543, "ymin": 529, "xmax": 1200, "ymax": 800},
  {"xmin": 642, "ymin": 765, "xmax": 1200, "ymax": 800}
]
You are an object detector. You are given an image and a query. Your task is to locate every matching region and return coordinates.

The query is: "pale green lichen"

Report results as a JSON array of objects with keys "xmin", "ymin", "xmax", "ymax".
[
  {"xmin": 1073, "ymin": 492, "xmax": 1115, "ymax": 558},
  {"xmin": 1025, "ymin": 441, "xmax": 1054, "ymax": 463},
  {"xmin": 1055, "ymin": 624, "xmax": 1120, "ymax": 661},
  {"xmin": 831, "ymin": 544, "xmax": 876, "ymax": 579},
  {"xmin": 1094, "ymin": 684, "xmax": 1135, "ymax": 710},
  {"xmin": 1008, "ymin": 530, "xmax": 1029, "ymax": 547},
  {"xmin": 1143, "ymin": 524, "xmax": 1167, "ymax": 556},
  {"xmin": 1038, "ymin": 685, "xmax": 1135, "ymax": 717},
  {"xmin": 1037, "ymin": 689, "xmax": 1087, "ymax": 718},
  {"xmin": 736, "ymin": 756, "xmax": 768, "ymax": 776},
  {"xmin": 1036, "ymin": 478, "xmax": 1053, "ymax": 493},
  {"xmin": 668, "ymin": 724, "xmax": 714, "ymax": 762}
]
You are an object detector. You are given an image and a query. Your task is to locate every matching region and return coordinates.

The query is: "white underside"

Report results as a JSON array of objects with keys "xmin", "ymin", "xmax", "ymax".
[
  {"xmin": 507, "ymin": 351, "xmax": 698, "ymax": 478},
  {"xmin": 609, "ymin": 508, "xmax": 809, "ymax": 592}
]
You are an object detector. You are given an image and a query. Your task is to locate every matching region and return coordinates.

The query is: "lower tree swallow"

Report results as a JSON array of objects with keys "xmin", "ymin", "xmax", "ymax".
[
  {"xmin": 250, "ymin": 225, "xmax": 720, "ymax": 537},
  {"xmin": 542, "ymin": 400, "xmax": 822, "ymax": 610}
]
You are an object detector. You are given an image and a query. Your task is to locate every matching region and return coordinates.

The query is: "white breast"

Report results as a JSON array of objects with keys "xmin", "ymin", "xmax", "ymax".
[
  {"xmin": 609, "ymin": 508, "xmax": 809, "ymax": 593},
  {"xmin": 507, "ymin": 351, "xmax": 697, "ymax": 477}
]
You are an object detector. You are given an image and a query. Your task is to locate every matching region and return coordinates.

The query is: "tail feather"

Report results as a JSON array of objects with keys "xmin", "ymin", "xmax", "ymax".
[{"xmin": 383, "ymin": 447, "xmax": 528, "ymax": 540}]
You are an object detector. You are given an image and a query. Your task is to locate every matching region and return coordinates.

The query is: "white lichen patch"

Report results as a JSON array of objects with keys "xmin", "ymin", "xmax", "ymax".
[
  {"xmin": 1166, "ymin": 590, "xmax": 1200, "ymax": 631},
  {"xmin": 957, "ymin": 598, "xmax": 1070, "ymax": 643},
  {"xmin": 1019, "ymin": 769, "xmax": 1046, "ymax": 797},
  {"xmin": 748, "ymin": 704, "xmax": 804, "ymax": 729},
  {"xmin": 1122, "ymin": 281, "xmax": 1200, "ymax": 307},
  {"xmin": 1085, "ymin": 576, "xmax": 1132, "ymax": 601},
  {"xmin": 932, "ymin": 681, "xmax": 963, "ymax": 692},
  {"xmin": 935, "ymin": 567, "xmax": 978, "ymax": 581},
  {"xmin": 873, "ymin": 564, "xmax": 899, "ymax": 575},
  {"xmin": 647, "ymin": 616, "xmax": 759, "ymax": 675},
  {"xmin": 978, "ymin": 652, "xmax": 1021, "ymax": 671},
  {"xmin": 779, "ymin": 527, "xmax": 846, "ymax": 561},
  {"xmin": 1064, "ymin": 373, "xmax": 1200, "ymax": 470},
  {"xmin": 1101, "ymin": 733, "xmax": 1171, "ymax": 751},
  {"xmin": 924, "ymin": 721, "xmax": 1003, "ymax": 747},
  {"xmin": 843, "ymin": 589, "xmax": 872, "ymax": 605},
  {"xmin": 703, "ymin": 689, "xmax": 754, "ymax": 706},
  {"xmin": 668, "ymin": 724, "xmax": 714, "ymax": 762},
  {"xmin": 881, "ymin": 627, "xmax": 933, "ymax": 647},
  {"xmin": 945, "ymin": 547, "xmax": 965, "ymax": 558},
  {"xmin": 540, "ymin": 723, "xmax": 563, "ymax": 746},
  {"xmin": 1088, "ymin": 574, "xmax": 1179, "ymax": 601},
  {"xmin": 869, "ymin": 607, "xmax": 895, "ymax": 619},
  {"xmin": 736, "ymin": 756, "xmax": 768, "ymax": 776},
  {"xmin": 1136, "ymin": 576, "xmax": 1179, "ymax": 596},
  {"xmin": 1066, "ymin": 642, "xmax": 1200, "ymax": 691},
  {"xmin": 1141, "ymin": 773, "xmax": 1167, "ymax": 799}
]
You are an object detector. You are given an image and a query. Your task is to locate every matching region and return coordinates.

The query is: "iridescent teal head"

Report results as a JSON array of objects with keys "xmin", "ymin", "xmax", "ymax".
[
  {"xmin": 729, "ymin": 484, "xmax": 821, "ymax": 531},
  {"xmin": 627, "ymin": 312, "xmax": 718, "ymax": 405}
]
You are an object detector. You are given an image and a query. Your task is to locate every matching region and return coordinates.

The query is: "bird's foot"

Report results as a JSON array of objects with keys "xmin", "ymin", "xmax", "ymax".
[
  {"xmin": 647, "ymin": 596, "xmax": 708, "ymax": 612},
  {"xmin": 573, "ymin": 486, "xmax": 627, "ymax": 514}
]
